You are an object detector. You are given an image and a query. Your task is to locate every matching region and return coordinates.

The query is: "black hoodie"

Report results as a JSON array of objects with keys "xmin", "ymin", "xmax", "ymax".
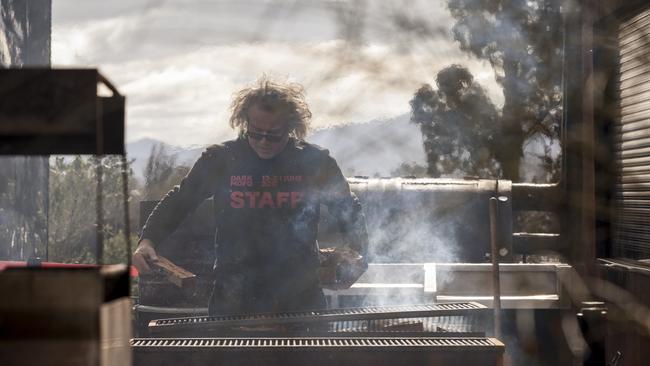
[{"xmin": 140, "ymin": 137, "xmax": 368, "ymax": 314}]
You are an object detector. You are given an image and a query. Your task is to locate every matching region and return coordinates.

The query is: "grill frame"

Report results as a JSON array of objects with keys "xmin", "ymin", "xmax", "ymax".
[
  {"xmin": 132, "ymin": 336, "xmax": 505, "ymax": 366},
  {"xmin": 131, "ymin": 336, "xmax": 503, "ymax": 350},
  {"xmin": 148, "ymin": 302, "xmax": 488, "ymax": 336}
]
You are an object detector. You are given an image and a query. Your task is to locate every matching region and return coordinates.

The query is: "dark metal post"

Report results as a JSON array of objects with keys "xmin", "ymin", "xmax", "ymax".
[
  {"xmin": 489, "ymin": 197, "xmax": 502, "ymax": 339},
  {"xmin": 496, "ymin": 180, "xmax": 513, "ymax": 262},
  {"xmin": 121, "ymin": 155, "xmax": 132, "ymax": 270},
  {"xmin": 95, "ymin": 156, "xmax": 104, "ymax": 265},
  {"xmin": 44, "ymin": 157, "xmax": 49, "ymax": 261},
  {"xmin": 577, "ymin": 301, "xmax": 608, "ymax": 365}
]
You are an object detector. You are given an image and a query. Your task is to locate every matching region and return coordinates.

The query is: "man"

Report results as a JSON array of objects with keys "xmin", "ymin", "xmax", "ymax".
[{"xmin": 133, "ymin": 77, "xmax": 369, "ymax": 316}]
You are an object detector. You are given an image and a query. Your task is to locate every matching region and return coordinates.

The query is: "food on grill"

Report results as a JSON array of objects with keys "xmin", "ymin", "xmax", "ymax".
[{"xmin": 318, "ymin": 246, "xmax": 367, "ymax": 289}]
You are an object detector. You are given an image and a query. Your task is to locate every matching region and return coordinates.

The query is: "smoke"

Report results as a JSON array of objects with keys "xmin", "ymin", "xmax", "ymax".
[
  {"xmin": 318, "ymin": 178, "xmax": 504, "ymax": 311},
  {"xmin": 363, "ymin": 184, "xmax": 461, "ymax": 264}
]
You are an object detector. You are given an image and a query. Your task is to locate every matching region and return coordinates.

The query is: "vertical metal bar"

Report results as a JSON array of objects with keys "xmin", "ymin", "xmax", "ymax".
[
  {"xmin": 95, "ymin": 155, "xmax": 104, "ymax": 265},
  {"xmin": 496, "ymin": 180, "xmax": 513, "ymax": 262},
  {"xmin": 121, "ymin": 155, "xmax": 132, "ymax": 271},
  {"xmin": 489, "ymin": 197, "xmax": 502, "ymax": 339},
  {"xmin": 96, "ymin": 70, "xmax": 105, "ymax": 266},
  {"xmin": 44, "ymin": 156, "xmax": 49, "ymax": 261},
  {"xmin": 580, "ymin": 0, "xmax": 596, "ymax": 273}
]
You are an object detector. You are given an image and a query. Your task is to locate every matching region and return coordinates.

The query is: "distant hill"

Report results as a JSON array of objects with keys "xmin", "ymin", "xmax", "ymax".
[
  {"xmin": 126, "ymin": 114, "xmax": 426, "ymax": 180},
  {"xmin": 309, "ymin": 114, "xmax": 426, "ymax": 177},
  {"xmin": 126, "ymin": 138, "xmax": 204, "ymax": 179}
]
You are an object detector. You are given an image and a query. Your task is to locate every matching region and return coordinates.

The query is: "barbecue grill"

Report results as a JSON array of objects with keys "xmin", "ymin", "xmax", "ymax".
[
  {"xmin": 135, "ymin": 302, "xmax": 494, "ymax": 364},
  {"xmin": 132, "ymin": 336, "xmax": 505, "ymax": 366},
  {"xmin": 148, "ymin": 302, "xmax": 488, "ymax": 337}
]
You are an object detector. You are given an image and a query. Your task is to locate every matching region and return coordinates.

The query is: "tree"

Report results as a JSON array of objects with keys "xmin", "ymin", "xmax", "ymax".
[
  {"xmin": 445, "ymin": 0, "xmax": 563, "ymax": 180},
  {"xmin": 410, "ymin": 64, "xmax": 501, "ymax": 178},
  {"xmin": 0, "ymin": 157, "xmax": 48, "ymax": 260},
  {"xmin": 390, "ymin": 162, "xmax": 428, "ymax": 178},
  {"xmin": 48, "ymin": 156, "xmax": 138, "ymax": 264}
]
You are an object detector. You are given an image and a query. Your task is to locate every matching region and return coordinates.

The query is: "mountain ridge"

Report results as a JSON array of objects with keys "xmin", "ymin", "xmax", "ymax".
[{"xmin": 127, "ymin": 114, "xmax": 426, "ymax": 179}]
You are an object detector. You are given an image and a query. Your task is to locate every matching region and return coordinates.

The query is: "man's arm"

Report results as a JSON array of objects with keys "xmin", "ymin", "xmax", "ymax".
[
  {"xmin": 319, "ymin": 154, "xmax": 369, "ymax": 258},
  {"xmin": 134, "ymin": 147, "xmax": 221, "ymax": 273}
]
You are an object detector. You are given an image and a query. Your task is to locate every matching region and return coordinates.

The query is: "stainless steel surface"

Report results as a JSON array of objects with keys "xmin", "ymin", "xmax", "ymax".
[
  {"xmin": 322, "ymin": 262, "xmax": 570, "ymax": 309},
  {"xmin": 135, "ymin": 305, "xmax": 209, "ymax": 315},
  {"xmin": 432, "ymin": 263, "xmax": 571, "ymax": 309}
]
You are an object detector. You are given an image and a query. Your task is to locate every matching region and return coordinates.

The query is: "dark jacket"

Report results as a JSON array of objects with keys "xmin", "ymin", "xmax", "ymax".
[{"xmin": 140, "ymin": 137, "xmax": 368, "ymax": 314}]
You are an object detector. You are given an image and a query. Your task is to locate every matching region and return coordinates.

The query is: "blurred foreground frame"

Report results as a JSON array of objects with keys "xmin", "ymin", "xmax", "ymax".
[
  {"xmin": 0, "ymin": 68, "xmax": 125, "ymax": 155},
  {"xmin": 0, "ymin": 67, "xmax": 132, "ymax": 365}
]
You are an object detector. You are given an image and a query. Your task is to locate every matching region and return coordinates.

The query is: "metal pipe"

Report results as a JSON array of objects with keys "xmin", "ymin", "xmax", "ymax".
[{"xmin": 489, "ymin": 197, "xmax": 502, "ymax": 339}]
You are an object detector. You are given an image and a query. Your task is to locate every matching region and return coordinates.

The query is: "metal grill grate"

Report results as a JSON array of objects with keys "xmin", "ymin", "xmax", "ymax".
[
  {"xmin": 149, "ymin": 302, "xmax": 487, "ymax": 334},
  {"xmin": 330, "ymin": 315, "xmax": 484, "ymax": 333},
  {"xmin": 131, "ymin": 337, "xmax": 501, "ymax": 348}
]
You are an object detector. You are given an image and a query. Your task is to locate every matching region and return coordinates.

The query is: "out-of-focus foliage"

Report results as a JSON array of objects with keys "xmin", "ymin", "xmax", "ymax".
[
  {"xmin": 410, "ymin": 64, "xmax": 501, "ymax": 178},
  {"xmin": 0, "ymin": 144, "xmax": 191, "ymax": 264},
  {"xmin": 536, "ymin": 140, "xmax": 562, "ymax": 183},
  {"xmin": 48, "ymin": 156, "xmax": 139, "ymax": 264},
  {"xmin": 44, "ymin": 145, "xmax": 190, "ymax": 264},
  {"xmin": 390, "ymin": 162, "xmax": 429, "ymax": 178},
  {"xmin": 442, "ymin": 0, "xmax": 564, "ymax": 180},
  {"xmin": 0, "ymin": 157, "xmax": 48, "ymax": 260}
]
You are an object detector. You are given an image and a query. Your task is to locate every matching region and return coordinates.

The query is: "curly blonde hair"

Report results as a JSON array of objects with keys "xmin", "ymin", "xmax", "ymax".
[{"xmin": 229, "ymin": 76, "xmax": 312, "ymax": 140}]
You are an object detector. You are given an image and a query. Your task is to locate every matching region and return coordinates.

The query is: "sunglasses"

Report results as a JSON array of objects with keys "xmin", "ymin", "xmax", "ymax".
[{"xmin": 245, "ymin": 130, "xmax": 287, "ymax": 143}]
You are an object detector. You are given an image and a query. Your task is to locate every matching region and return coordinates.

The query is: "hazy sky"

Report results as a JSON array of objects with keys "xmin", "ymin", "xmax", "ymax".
[{"xmin": 52, "ymin": 0, "xmax": 501, "ymax": 147}]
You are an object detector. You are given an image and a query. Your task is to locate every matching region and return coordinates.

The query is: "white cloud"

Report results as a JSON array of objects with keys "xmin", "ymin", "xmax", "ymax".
[{"xmin": 53, "ymin": 0, "xmax": 503, "ymax": 146}]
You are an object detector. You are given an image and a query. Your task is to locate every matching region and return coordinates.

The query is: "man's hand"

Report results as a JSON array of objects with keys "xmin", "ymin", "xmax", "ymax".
[
  {"xmin": 319, "ymin": 246, "xmax": 368, "ymax": 290},
  {"xmin": 330, "ymin": 261, "xmax": 367, "ymax": 290},
  {"xmin": 133, "ymin": 239, "xmax": 159, "ymax": 275}
]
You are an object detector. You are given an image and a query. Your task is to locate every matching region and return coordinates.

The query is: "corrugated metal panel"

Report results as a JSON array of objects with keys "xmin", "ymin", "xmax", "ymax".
[
  {"xmin": 618, "ymin": 175, "xmax": 650, "ymax": 184},
  {"xmin": 616, "ymin": 138, "xmax": 650, "ymax": 151},
  {"xmin": 615, "ymin": 120, "xmax": 650, "ymax": 135},
  {"xmin": 618, "ymin": 69, "xmax": 650, "ymax": 88},
  {"xmin": 614, "ymin": 5, "xmax": 650, "ymax": 259},
  {"xmin": 618, "ymin": 87, "xmax": 650, "ymax": 107},
  {"xmin": 619, "ymin": 155, "xmax": 650, "ymax": 166},
  {"xmin": 619, "ymin": 10, "xmax": 650, "ymax": 36},
  {"xmin": 617, "ymin": 128, "xmax": 650, "ymax": 143}
]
